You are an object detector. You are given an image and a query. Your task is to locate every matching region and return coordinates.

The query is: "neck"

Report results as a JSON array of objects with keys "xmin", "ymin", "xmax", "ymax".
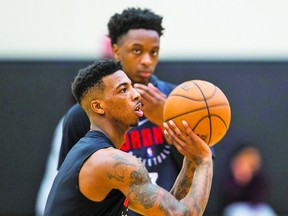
[{"xmin": 90, "ymin": 120, "xmax": 128, "ymax": 149}]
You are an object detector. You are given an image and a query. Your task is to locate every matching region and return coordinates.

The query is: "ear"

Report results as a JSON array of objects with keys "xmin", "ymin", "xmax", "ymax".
[
  {"xmin": 112, "ymin": 44, "xmax": 120, "ymax": 60},
  {"xmin": 91, "ymin": 100, "xmax": 105, "ymax": 114}
]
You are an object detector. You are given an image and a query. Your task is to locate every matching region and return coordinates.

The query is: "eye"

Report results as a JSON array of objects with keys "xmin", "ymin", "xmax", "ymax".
[
  {"xmin": 151, "ymin": 50, "xmax": 159, "ymax": 56},
  {"xmin": 132, "ymin": 48, "xmax": 141, "ymax": 55},
  {"xmin": 120, "ymin": 87, "xmax": 127, "ymax": 93}
]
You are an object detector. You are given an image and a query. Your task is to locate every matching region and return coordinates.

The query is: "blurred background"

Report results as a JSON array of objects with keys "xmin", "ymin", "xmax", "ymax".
[{"xmin": 0, "ymin": 0, "xmax": 287, "ymax": 215}]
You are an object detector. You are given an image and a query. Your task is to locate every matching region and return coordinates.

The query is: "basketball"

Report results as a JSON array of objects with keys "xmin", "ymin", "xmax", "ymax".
[{"xmin": 163, "ymin": 80, "xmax": 231, "ymax": 146}]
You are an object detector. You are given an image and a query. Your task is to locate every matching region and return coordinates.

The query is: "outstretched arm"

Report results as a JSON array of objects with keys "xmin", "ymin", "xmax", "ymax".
[
  {"xmin": 170, "ymin": 157, "xmax": 196, "ymax": 200},
  {"xmin": 164, "ymin": 120, "xmax": 213, "ymax": 205},
  {"xmin": 105, "ymin": 151, "xmax": 212, "ymax": 216},
  {"xmin": 79, "ymin": 120, "xmax": 213, "ymax": 215},
  {"xmin": 123, "ymin": 152, "xmax": 212, "ymax": 215}
]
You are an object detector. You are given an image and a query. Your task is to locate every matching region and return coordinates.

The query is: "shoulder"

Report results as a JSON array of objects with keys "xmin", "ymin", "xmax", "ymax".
[
  {"xmin": 81, "ymin": 148, "xmax": 150, "ymax": 191},
  {"xmin": 65, "ymin": 103, "xmax": 87, "ymax": 119},
  {"xmin": 151, "ymin": 75, "xmax": 176, "ymax": 95},
  {"xmin": 79, "ymin": 148, "xmax": 150, "ymax": 201},
  {"xmin": 87, "ymin": 148, "xmax": 147, "ymax": 178},
  {"xmin": 63, "ymin": 103, "xmax": 89, "ymax": 126}
]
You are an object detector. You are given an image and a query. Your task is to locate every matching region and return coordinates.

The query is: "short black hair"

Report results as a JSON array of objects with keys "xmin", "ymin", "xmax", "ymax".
[
  {"xmin": 108, "ymin": 7, "xmax": 164, "ymax": 44},
  {"xmin": 72, "ymin": 58, "xmax": 122, "ymax": 104}
]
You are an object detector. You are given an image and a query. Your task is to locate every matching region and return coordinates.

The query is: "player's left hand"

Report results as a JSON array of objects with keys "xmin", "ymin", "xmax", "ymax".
[{"xmin": 134, "ymin": 83, "xmax": 167, "ymax": 126}]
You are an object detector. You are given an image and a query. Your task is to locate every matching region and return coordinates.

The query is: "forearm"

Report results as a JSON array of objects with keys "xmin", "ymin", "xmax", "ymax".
[
  {"xmin": 125, "ymin": 156, "xmax": 213, "ymax": 216},
  {"xmin": 170, "ymin": 157, "xmax": 195, "ymax": 200},
  {"xmin": 180, "ymin": 158, "xmax": 213, "ymax": 215}
]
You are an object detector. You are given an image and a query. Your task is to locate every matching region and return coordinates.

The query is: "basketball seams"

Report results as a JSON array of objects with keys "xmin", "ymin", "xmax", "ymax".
[
  {"xmin": 192, "ymin": 80, "xmax": 213, "ymax": 144},
  {"xmin": 163, "ymin": 79, "xmax": 231, "ymax": 146},
  {"xmin": 168, "ymin": 94, "xmax": 204, "ymax": 101},
  {"xmin": 164, "ymin": 104, "xmax": 229, "ymax": 122},
  {"xmin": 169, "ymin": 87, "xmax": 217, "ymax": 101},
  {"xmin": 167, "ymin": 114, "xmax": 229, "ymax": 145},
  {"xmin": 209, "ymin": 114, "xmax": 229, "ymax": 129},
  {"xmin": 164, "ymin": 108, "xmax": 207, "ymax": 122}
]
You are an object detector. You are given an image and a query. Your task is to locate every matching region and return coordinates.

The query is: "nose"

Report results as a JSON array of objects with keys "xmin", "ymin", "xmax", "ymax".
[
  {"xmin": 141, "ymin": 53, "xmax": 153, "ymax": 66},
  {"xmin": 132, "ymin": 87, "xmax": 141, "ymax": 101}
]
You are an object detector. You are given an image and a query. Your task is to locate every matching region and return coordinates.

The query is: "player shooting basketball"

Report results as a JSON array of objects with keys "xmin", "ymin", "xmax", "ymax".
[{"xmin": 44, "ymin": 58, "xmax": 213, "ymax": 215}]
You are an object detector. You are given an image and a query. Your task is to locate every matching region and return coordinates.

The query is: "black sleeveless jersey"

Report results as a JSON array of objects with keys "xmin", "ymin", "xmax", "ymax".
[{"xmin": 44, "ymin": 131, "xmax": 128, "ymax": 216}]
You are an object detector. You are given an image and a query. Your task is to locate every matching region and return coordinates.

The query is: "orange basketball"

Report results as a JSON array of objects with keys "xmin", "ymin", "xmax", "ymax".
[{"xmin": 163, "ymin": 80, "xmax": 231, "ymax": 146}]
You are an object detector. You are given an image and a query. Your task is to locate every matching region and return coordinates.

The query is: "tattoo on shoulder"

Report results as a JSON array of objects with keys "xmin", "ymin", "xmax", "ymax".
[{"xmin": 107, "ymin": 154, "xmax": 136, "ymax": 182}]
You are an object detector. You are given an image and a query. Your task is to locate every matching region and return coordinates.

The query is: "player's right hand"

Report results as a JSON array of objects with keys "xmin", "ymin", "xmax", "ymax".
[{"xmin": 163, "ymin": 120, "xmax": 212, "ymax": 164}]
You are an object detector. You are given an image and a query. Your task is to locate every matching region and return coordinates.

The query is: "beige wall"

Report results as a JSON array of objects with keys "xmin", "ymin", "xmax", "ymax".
[{"xmin": 1, "ymin": 0, "xmax": 288, "ymax": 60}]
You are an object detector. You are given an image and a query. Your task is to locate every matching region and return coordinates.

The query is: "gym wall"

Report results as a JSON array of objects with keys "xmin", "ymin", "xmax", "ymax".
[{"xmin": 0, "ymin": 60, "xmax": 287, "ymax": 215}]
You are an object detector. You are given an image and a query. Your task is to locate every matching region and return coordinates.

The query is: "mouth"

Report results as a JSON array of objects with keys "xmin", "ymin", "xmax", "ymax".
[
  {"xmin": 135, "ymin": 102, "xmax": 144, "ymax": 117},
  {"xmin": 138, "ymin": 70, "xmax": 152, "ymax": 78}
]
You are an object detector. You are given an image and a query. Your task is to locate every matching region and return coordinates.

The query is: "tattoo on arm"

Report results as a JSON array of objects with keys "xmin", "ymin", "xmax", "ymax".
[
  {"xmin": 173, "ymin": 174, "xmax": 193, "ymax": 200},
  {"xmin": 169, "ymin": 159, "xmax": 213, "ymax": 215},
  {"xmin": 107, "ymin": 155, "xmax": 136, "ymax": 182},
  {"xmin": 189, "ymin": 160, "xmax": 213, "ymax": 215},
  {"xmin": 128, "ymin": 164, "xmax": 159, "ymax": 209},
  {"xmin": 107, "ymin": 154, "xmax": 159, "ymax": 210},
  {"xmin": 107, "ymin": 154, "xmax": 212, "ymax": 215},
  {"xmin": 171, "ymin": 160, "xmax": 195, "ymax": 200}
]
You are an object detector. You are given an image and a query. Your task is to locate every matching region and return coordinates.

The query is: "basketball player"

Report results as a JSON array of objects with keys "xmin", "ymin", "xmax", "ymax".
[{"xmin": 44, "ymin": 58, "xmax": 213, "ymax": 215}]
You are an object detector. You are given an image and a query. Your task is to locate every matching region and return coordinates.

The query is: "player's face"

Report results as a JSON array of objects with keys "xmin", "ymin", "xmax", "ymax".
[
  {"xmin": 102, "ymin": 70, "xmax": 143, "ymax": 127},
  {"xmin": 112, "ymin": 29, "xmax": 160, "ymax": 85}
]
